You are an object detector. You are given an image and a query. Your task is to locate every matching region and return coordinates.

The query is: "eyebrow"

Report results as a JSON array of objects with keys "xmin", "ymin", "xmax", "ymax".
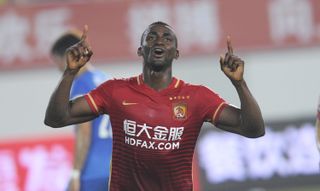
[
  {"xmin": 147, "ymin": 31, "xmax": 174, "ymax": 37},
  {"xmin": 143, "ymin": 28, "xmax": 178, "ymax": 47},
  {"xmin": 163, "ymin": 33, "xmax": 173, "ymax": 37}
]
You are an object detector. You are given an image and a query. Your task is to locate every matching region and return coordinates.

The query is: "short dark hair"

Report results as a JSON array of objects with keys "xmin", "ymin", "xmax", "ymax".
[
  {"xmin": 51, "ymin": 30, "xmax": 82, "ymax": 57},
  {"xmin": 140, "ymin": 21, "xmax": 178, "ymax": 47},
  {"xmin": 149, "ymin": 21, "xmax": 172, "ymax": 28}
]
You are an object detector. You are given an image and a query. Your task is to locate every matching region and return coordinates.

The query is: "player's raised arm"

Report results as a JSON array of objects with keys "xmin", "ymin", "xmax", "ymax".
[
  {"xmin": 44, "ymin": 25, "xmax": 96, "ymax": 128},
  {"xmin": 215, "ymin": 36, "xmax": 265, "ymax": 138}
]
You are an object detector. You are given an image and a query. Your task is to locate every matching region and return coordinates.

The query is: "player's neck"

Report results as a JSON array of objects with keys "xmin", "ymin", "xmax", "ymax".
[{"xmin": 143, "ymin": 67, "xmax": 172, "ymax": 91}]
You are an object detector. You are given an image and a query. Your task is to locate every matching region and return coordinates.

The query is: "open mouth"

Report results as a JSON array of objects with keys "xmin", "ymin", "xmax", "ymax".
[{"xmin": 152, "ymin": 48, "xmax": 165, "ymax": 58}]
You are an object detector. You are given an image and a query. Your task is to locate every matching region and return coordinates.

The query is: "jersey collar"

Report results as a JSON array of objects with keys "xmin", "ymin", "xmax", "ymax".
[{"xmin": 137, "ymin": 74, "xmax": 180, "ymax": 88}]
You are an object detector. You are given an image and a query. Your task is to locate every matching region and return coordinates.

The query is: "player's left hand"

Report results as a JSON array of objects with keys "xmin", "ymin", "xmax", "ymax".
[{"xmin": 220, "ymin": 36, "xmax": 244, "ymax": 82}]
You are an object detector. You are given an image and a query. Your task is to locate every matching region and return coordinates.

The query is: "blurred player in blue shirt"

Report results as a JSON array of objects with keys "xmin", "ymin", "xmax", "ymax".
[{"xmin": 50, "ymin": 30, "xmax": 112, "ymax": 191}]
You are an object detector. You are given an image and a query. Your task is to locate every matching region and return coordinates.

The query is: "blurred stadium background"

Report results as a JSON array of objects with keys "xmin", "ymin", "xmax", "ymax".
[{"xmin": 0, "ymin": 0, "xmax": 319, "ymax": 191}]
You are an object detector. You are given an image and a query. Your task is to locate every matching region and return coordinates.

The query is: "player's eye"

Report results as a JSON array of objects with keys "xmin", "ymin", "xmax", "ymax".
[
  {"xmin": 164, "ymin": 37, "xmax": 172, "ymax": 42},
  {"xmin": 146, "ymin": 36, "xmax": 155, "ymax": 41}
]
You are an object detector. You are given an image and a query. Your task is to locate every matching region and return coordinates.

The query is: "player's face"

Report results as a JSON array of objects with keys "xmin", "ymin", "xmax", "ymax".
[{"xmin": 139, "ymin": 24, "xmax": 179, "ymax": 71}]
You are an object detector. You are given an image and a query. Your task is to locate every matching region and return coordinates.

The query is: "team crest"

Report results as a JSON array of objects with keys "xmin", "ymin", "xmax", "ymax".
[{"xmin": 173, "ymin": 103, "xmax": 188, "ymax": 120}]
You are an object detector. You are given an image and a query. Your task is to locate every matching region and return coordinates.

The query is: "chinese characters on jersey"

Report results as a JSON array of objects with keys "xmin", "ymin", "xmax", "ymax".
[{"xmin": 123, "ymin": 119, "xmax": 184, "ymax": 150}]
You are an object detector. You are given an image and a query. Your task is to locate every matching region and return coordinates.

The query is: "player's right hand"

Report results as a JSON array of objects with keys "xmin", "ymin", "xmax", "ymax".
[{"xmin": 66, "ymin": 25, "xmax": 93, "ymax": 72}]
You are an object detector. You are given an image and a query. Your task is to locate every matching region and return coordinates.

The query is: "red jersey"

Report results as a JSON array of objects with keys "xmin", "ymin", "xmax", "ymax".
[{"xmin": 85, "ymin": 75, "xmax": 226, "ymax": 191}]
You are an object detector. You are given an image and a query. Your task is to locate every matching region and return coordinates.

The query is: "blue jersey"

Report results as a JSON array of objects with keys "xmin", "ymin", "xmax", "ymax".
[{"xmin": 70, "ymin": 69, "xmax": 112, "ymax": 190}]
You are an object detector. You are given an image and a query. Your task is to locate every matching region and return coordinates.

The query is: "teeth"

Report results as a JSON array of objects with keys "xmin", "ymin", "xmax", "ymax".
[{"xmin": 154, "ymin": 48, "xmax": 164, "ymax": 54}]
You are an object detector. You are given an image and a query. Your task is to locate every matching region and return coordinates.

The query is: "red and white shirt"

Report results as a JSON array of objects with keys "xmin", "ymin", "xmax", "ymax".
[{"xmin": 85, "ymin": 75, "xmax": 227, "ymax": 191}]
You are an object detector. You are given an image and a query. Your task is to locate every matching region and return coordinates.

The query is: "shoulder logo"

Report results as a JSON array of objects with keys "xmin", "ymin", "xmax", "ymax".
[{"xmin": 122, "ymin": 100, "xmax": 138, "ymax": 106}]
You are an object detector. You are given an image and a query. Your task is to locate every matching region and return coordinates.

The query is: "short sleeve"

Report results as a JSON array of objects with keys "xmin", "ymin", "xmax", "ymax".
[
  {"xmin": 84, "ymin": 80, "xmax": 115, "ymax": 115},
  {"xmin": 196, "ymin": 86, "xmax": 228, "ymax": 124}
]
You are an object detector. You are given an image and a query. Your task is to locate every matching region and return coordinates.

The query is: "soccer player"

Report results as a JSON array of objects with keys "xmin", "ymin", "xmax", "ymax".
[
  {"xmin": 50, "ymin": 30, "xmax": 112, "ymax": 191},
  {"xmin": 316, "ymin": 97, "xmax": 320, "ymax": 153},
  {"xmin": 45, "ymin": 22, "xmax": 265, "ymax": 191}
]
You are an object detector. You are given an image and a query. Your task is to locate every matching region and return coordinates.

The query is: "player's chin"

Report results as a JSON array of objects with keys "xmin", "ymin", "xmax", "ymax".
[{"xmin": 150, "ymin": 60, "xmax": 169, "ymax": 71}]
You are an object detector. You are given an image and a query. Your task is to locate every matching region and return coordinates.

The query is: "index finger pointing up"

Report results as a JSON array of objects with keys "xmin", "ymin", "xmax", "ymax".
[
  {"xmin": 227, "ymin": 35, "xmax": 233, "ymax": 54},
  {"xmin": 80, "ymin": 24, "xmax": 89, "ymax": 42}
]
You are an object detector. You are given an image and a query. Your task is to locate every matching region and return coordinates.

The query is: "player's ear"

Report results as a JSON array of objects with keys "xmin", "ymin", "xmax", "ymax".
[
  {"xmin": 137, "ymin": 47, "xmax": 142, "ymax": 57},
  {"xmin": 174, "ymin": 50, "xmax": 179, "ymax": 59}
]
